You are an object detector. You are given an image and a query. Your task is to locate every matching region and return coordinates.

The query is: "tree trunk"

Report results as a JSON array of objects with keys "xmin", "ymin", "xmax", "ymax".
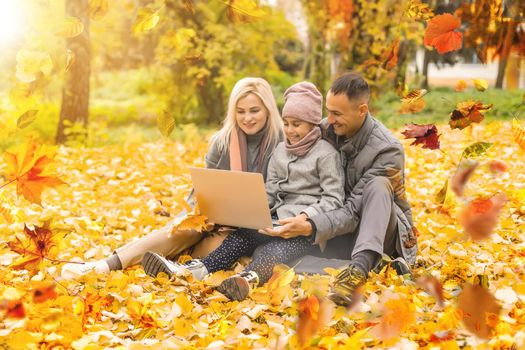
[
  {"xmin": 495, "ymin": 20, "xmax": 518, "ymax": 89},
  {"xmin": 56, "ymin": 0, "xmax": 90, "ymax": 144},
  {"xmin": 422, "ymin": 48, "xmax": 431, "ymax": 89},
  {"xmin": 495, "ymin": 57, "xmax": 508, "ymax": 89}
]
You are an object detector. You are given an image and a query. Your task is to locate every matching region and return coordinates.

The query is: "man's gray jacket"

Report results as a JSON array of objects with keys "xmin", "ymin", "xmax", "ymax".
[{"xmin": 308, "ymin": 114, "xmax": 417, "ymax": 264}]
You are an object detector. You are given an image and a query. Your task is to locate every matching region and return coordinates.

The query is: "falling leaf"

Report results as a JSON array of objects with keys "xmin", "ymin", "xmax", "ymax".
[
  {"xmin": 399, "ymin": 89, "xmax": 428, "ymax": 114},
  {"xmin": 3, "ymin": 142, "xmax": 66, "ymax": 205},
  {"xmin": 371, "ymin": 294, "xmax": 416, "ymax": 340},
  {"xmin": 455, "ymin": 80, "xmax": 467, "ymax": 92},
  {"xmin": 457, "ymin": 283, "xmax": 500, "ymax": 339},
  {"xmin": 7, "ymin": 222, "xmax": 58, "ymax": 274},
  {"xmin": 65, "ymin": 49, "xmax": 76, "ymax": 72},
  {"xmin": 461, "ymin": 142, "xmax": 492, "ymax": 159},
  {"xmin": 223, "ymin": 0, "xmax": 265, "ymax": 23},
  {"xmin": 417, "ymin": 275, "xmax": 445, "ymax": 307},
  {"xmin": 16, "ymin": 50, "xmax": 53, "ymax": 83},
  {"xmin": 487, "ymin": 160, "xmax": 507, "ymax": 174},
  {"xmin": 133, "ymin": 7, "xmax": 161, "ymax": 34},
  {"xmin": 32, "ymin": 282, "xmax": 58, "ymax": 303},
  {"xmin": 53, "ymin": 17, "xmax": 84, "ymax": 38},
  {"xmin": 88, "ymin": 0, "xmax": 109, "ymax": 20},
  {"xmin": 296, "ymin": 295, "xmax": 335, "ymax": 346},
  {"xmin": 423, "ymin": 13, "xmax": 463, "ymax": 54},
  {"xmin": 460, "ymin": 194, "xmax": 508, "ymax": 241},
  {"xmin": 401, "ymin": 123, "xmax": 440, "ymax": 150},
  {"xmin": 512, "ymin": 119, "xmax": 525, "ymax": 150},
  {"xmin": 16, "ymin": 109, "xmax": 38, "ymax": 129},
  {"xmin": 406, "ymin": 0, "xmax": 434, "ymax": 21},
  {"xmin": 157, "ymin": 110, "xmax": 175, "ymax": 138},
  {"xmin": 451, "ymin": 160, "xmax": 478, "ymax": 197},
  {"xmin": 381, "ymin": 39, "xmax": 400, "ymax": 70},
  {"xmin": 473, "ymin": 79, "xmax": 488, "ymax": 92},
  {"xmin": 0, "ymin": 299, "xmax": 25, "ymax": 319},
  {"xmin": 449, "ymin": 100, "xmax": 492, "ymax": 130}
]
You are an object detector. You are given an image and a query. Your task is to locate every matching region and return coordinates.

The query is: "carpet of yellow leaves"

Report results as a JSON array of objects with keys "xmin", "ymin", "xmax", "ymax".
[{"xmin": 0, "ymin": 121, "xmax": 524, "ymax": 349}]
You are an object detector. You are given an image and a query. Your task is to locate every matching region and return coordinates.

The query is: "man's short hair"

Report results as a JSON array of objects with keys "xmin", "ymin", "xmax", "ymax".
[{"xmin": 329, "ymin": 72, "xmax": 370, "ymax": 102}]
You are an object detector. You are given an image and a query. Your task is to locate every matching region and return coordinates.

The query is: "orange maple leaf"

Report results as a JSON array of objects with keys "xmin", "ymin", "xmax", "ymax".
[
  {"xmin": 398, "ymin": 89, "xmax": 428, "ymax": 114},
  {"xmin": 0, "ymin": 299, "xmax": 25, "ymax": 319},
  {"xmin": 7, "ymin": 221, "xmax": 59, "ymax": 274},
  {"xmin": 449, "ymin": 100, "xmax": 492, "ymax": 130},
  {"xmin": 455, "ymin": 79, "xmax": 467, "ymax": 92},
  {"xmin": 424, "ymin": 13, "xmax": 463, "ymax": 54},
  {"xmin": 2, "ymin": 142, "xmax": 66, "ymax": 205},
  {"xmin": 381, "ymin": 39, "xmax": 400, "ymax": 70},
  {"xmin": 460, "ymin": 194, "xmax": 507, "ymax": 241},
  {"xmin": 32, "ymin": 281, "xmax": 58, "ymax": 303},
  {"xmin": 457, "ymin": 283, "xmax": 500, "ymax": 339}
]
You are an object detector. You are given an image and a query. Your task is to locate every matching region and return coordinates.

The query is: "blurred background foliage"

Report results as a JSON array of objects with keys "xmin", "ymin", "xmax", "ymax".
[{"xmin": 0, "ymin": 0, "xmax": 522, "ymax": 149}]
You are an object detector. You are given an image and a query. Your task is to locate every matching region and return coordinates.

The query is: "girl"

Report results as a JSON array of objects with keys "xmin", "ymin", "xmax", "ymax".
[
  {"xmin": 142, "ymin": 82, "xmax": 345, "ymax": 301},
  {"xmin": 61, "ymin": 77, "xmax": 283, "ymax": 279}
]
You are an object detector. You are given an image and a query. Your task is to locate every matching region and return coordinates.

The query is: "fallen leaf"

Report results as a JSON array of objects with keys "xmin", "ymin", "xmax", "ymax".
[
  {"xmin": 473, "ymin": 79, "xmax": 488, "ymax": 92},
  {"xmin": 173, "ymin": 214, "xmax": 211, "ymax": 234},
  {"xmin": 449, "ymin": 100, "xmax": 492, "ymax": 130},
  {"xmin": 296, "ymin": 295, "xmax": 335, "ymax": 346},
  {"xmin": 423, "ymin": 13, "xmax": 463, "ymax": 54},
  {"xmin": 455, "ymin": 80, "xmax": 467, "ymax": 92},
  {"xmin": 401, "ymin": 123, "xmax": 440, "ymax": 150},
  {"xmin": 457, "ymin": 283, "xmax": 500, "ymax": 339},
  {"xmin": 3, "ymin": 142, "xmax": 66, "ymax": 205},
  {"xmin": 460, "ymin": 194, "xmax": 508, "ymax": 241},
  {"xmin": 267, "ymin": 264, "xmax": 295, "ymax": 305},
  {"xmin": 451, "ymin": 160, "xmax": 478, "ymax": 197}
]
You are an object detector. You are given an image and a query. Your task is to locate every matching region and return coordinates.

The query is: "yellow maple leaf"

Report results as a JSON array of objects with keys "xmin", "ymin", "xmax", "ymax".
[
  {"xmin": 398, "ymin": 89, "xmax": 428, "ymax": 114},
  {"xmin": 133, "ymin": 7, "xmax": 161, "ymax": 34},
  {"xmin": 172, "ymin": 214, "xmax": 211, "ymax": 234},
  {"xmin": 473, "ymin": 78, "xmax": 488, "ymax": 92},
  {"xmin": 3, "ymin": 142, "xmax": 66, "ymax": 205}
]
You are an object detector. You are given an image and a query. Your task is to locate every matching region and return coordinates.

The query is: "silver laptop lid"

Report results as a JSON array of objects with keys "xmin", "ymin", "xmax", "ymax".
[{"xmin": 189, "ymin": 167, "xmax": 273, "ymax": 230}]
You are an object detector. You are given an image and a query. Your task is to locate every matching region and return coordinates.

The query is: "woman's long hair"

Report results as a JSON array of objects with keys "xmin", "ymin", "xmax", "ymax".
[{"xmin": 213, "ymin": 77, "xmax": 282, "ymax": 155}]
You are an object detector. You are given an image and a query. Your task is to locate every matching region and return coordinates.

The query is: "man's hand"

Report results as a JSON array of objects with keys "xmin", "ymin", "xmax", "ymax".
[{"xmin": 258, "ymin": 214, "xmax": 313, "ymax": 239}]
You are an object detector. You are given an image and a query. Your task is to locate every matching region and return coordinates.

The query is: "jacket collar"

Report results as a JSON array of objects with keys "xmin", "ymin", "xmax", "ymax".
[{"xmin": 335, "ymin": 113, "xmax": 375, "ymax": 157}]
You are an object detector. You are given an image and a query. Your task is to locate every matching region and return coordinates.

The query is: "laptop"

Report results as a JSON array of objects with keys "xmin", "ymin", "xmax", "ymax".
[{"xmin": 189, "ymin": 167, "xmax": 277, "ymax": 230}]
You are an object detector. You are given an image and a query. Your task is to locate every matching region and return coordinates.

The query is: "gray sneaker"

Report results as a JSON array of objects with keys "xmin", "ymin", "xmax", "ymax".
[
  {"xmin": 373, "ymin": 255, "xmax": 413, "ymax": 279},
  {"xmin": 141, "ymin": 252, "xmax": 208, "ymax": 280},
  {"xmin": 217, "ymin": 270, "xmax": 259, "ymax": 301}
]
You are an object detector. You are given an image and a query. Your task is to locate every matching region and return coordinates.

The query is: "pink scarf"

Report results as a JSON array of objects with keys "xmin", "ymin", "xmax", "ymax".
[
  {"xmin": 229, "ymin": 126, "xmax": 268, "ymax": 173},
  {"xmin": 285, "ymin": 126, "xmax": 321, "ymax": 157}
]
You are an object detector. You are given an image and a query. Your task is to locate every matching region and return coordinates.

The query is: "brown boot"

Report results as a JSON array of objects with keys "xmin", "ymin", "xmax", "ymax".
[{"xmin": 217, "ymin": 270, "xmax": 259, "ymax": 301}]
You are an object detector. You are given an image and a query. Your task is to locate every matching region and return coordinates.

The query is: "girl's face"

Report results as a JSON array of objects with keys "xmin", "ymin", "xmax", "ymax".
[
  {"xmin": 283, "ymin": 117, "xmax": 315, "ymax": 145},
  {"xmin": 235, "ymin": 93, "xmax": 268, "ymax": 135}
]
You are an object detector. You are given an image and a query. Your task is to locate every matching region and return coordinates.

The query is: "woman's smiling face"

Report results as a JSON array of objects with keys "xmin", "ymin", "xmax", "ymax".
[{"xmin": 235, "ymin": 93, "xmax": 268, "ymax": 135}]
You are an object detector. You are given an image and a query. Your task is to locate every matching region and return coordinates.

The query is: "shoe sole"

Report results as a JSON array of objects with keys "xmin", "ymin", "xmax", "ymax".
[
  {"xmin": 218, "ymin": 276, "xmax": 250, "ymax": 301},
  {"xmin": 142, "ymin": 252, "xmax": 174, "ymax": 278}
]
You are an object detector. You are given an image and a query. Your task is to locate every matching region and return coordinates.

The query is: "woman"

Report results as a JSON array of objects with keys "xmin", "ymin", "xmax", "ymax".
[{"xmin": 61, "ymin": 77, "xmax": 283, "ymax": 279}]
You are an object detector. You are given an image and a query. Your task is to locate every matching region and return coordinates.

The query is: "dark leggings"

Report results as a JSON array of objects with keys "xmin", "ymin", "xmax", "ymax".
[{"xmin": 201, "ymin": 228, "xmax": 311, "ymax": 283}]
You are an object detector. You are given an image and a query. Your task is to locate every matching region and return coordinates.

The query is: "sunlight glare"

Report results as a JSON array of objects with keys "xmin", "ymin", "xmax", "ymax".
[{"xmin": 0, "ymin": 1, "xmax": 26, "ymax": 46}]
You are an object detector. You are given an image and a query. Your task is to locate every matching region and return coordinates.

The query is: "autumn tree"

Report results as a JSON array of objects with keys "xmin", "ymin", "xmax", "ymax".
[
  {"xmin": 154, "ymin": 0, "xmax": 300, "ymax": 125},
  {"xmin": 56, "ymin": 0, "xmax": 91, "ymax": 144}
]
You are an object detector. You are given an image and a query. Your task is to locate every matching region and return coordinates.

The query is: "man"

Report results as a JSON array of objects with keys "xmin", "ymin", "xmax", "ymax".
[{"xmin": 263, "ymin": 72, "xmax": 417, "ymax": 305}]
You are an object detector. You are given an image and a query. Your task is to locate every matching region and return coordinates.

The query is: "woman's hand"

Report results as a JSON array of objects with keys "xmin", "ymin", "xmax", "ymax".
[{"xmin": 258, "ymin": 214, "xmax": 312, "ymax": 239}]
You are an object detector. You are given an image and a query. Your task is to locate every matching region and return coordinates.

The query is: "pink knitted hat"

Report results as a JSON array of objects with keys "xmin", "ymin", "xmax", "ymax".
[{"xmin": 282, "ymin": 81, "xmax": 323, "ymax": 125}]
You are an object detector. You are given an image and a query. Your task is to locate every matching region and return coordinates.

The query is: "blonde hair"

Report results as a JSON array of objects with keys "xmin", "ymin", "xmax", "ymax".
[{"xmin": 213, "ymin": 77, "xmax": 282, "ymax": 154}]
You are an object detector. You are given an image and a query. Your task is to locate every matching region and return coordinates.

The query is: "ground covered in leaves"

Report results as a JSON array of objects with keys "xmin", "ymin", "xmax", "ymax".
[{"xmin": 0, "ymin": 121, "xmax": 524, "ymax": 349}]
